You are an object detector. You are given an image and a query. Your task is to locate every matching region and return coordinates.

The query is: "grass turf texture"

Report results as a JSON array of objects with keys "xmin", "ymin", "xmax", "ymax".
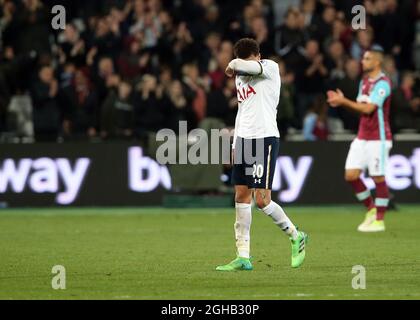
[{"xmin": 0, "ymin": 206, "xmax": 419, "ymax": 300}]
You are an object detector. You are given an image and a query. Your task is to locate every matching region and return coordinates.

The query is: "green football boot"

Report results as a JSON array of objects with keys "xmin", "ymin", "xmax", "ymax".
[
  {"xmin": 291, "ymin": 231, "xmax": 309, "ymax": 268},
  {"xmin": 216, "ymin": 257, "xmax": 253, "ymax": 271}
]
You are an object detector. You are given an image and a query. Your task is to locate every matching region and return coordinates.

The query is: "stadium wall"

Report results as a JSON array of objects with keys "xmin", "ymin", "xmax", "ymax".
[{"xmin": 0, "ymin": 142, "xmax": 419, "ymax": 207}]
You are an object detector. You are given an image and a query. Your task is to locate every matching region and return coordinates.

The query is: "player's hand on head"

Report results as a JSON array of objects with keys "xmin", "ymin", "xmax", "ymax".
[{"xmin": 225, "ymin": 66, "xmax": 234, "ymax": 78}]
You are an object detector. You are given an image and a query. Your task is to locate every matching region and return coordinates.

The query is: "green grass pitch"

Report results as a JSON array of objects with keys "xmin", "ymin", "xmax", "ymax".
[{"xmin": 0, "ymin": 205, "xmax": 419, "ymax": 300}]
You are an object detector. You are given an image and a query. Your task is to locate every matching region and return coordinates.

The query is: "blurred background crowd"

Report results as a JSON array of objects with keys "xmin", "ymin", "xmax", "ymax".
[{"xmin": 1, "ymin": 0, "xmax": 420, "ymax": 143}]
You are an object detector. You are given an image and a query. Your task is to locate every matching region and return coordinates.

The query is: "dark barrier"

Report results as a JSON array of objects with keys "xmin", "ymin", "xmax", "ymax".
[
  {"xmin": 0, "ymin": 143, "xmax": 168, "ymax": 207},
  {"xmin": 0, "ymin": 142, "xmax": 419, "ymax": 207},
  {"xmin": 275, "ymin": 142, "xmax": 419, "ymax": 204}
]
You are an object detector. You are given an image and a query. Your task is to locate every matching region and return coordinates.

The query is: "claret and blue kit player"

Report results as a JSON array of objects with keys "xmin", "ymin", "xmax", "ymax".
[{"xmin": 327, "ymin": 45, "xmax": 392, "ymax": 233}]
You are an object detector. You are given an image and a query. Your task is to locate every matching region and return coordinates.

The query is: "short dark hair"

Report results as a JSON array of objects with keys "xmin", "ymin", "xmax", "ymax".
[
  {"xmin": 234, "ymin": 38, "xmax": 260, "ymax": 59},
  {"xmin": 368, "ymin": 45, "xmax": 385, "ymax": 64},
  {"xmin": 370, "ymin": 44, "xmax": 385, "ymax": 54}
]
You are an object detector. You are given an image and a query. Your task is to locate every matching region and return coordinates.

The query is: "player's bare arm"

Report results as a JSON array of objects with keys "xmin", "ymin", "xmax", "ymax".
[{"xmin": 327, "ymin": 89, "xmax": 376, "ymax": 114}]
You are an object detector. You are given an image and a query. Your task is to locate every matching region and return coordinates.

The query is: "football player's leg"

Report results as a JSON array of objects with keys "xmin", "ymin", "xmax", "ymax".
[
  {"xmin": 345, "ymin": 140, "xmax": 375, "ymax": 211},
  {"xmin": 216, "ymin": 186, "xmax": 253, "ymax": 271},
  {"xmin": 362, "ymin": 141, "xmax": 392, "ymax": 232},
  {"xmin": 217, "ymin": 149, "xmax": 254, "ymax": 271},
  {"xmin": 369, "ymin": 141, "xmax": 392, "ymax": 221},
  {"xmin": 255, "ymin": 188, "xmax": 308, "ymax": 268},
  {"xmin": 372, "ymin": 176, "xmax": 388, "ymax": 221},
  {"xmin": 234, "ymin": 185, "xmax": 253, "ymax": 259},
  {"xmin": 252, "ymin": 137, "xmax": 298, "ymax": 239},
  {"xmin": 231, "ymin": 152, "xmax": 253, "ymax": 259},
  {"xmin": 255, "ymin": 189, "xmax": 298, "ymax": 240},
  {"xmin": 345, "ymin": 169, "xmax": 375, "ymax": 210},
  {"xmin": 358, "ymin": 176, "xmax": 387, "ymax": 232},
  {"xmin": 346, "ymin": 167, "xmax": 377, "ymax": 230}
]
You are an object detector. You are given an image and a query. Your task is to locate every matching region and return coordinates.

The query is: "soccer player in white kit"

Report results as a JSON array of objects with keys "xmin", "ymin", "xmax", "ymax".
[{"xmin": 216, "ymin": 38, "xmax": 308, "ymax": 271}]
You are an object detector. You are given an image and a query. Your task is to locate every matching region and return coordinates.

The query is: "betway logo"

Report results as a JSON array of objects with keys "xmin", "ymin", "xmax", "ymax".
[
  {"xmin": 272, "ymin": 156, "xmax": 313, "ymax": 203},
  {"xmin": 0, "ymin": 158, "xmax": 90, "ymax": 205},
  {"xmin": 269, "ymin": 148, "xmax": 420, "ymax": 203},
  {"xmin": 129, "ymin": 147, "xmax": 171, "ymax": 192}
]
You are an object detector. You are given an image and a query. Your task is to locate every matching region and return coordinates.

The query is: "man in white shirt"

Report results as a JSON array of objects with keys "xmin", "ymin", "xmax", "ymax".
[{"xmin": 216, "ymin": 38, "xmax": 308, "ymax": 271}]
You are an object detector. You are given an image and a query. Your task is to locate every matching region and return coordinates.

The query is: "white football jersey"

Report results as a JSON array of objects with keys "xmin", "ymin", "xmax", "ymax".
[{"xmin": 234, "ymin": 59, "xmax": 281, "ymax": 141}]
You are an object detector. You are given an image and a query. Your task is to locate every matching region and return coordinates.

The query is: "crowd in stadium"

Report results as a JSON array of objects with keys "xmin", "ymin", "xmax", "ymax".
[{"xmin": 0, "ymin": 0, "xmax": 420, "ymax": 142}]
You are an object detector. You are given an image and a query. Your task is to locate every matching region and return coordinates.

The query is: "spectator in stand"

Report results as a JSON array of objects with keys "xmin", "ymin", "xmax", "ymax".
[
  {"xmin": 367, "ymin": 0, "xmax": 402, "ymax": 62},
  {"xmin": 325, "ymin": 40, "xmax": 347, "ymax": 85},
  {"xmin": 330, "ymin": 17, "xmax": 353, "ymax": 52},
  {"xmin": 170, "ymin": 22, "xmax": 196, "ymax": 73},
  {"xmin": 220, "ymin": 40, "xmax": 234, "ymax": 59},
  {"xmin": 0, "ymin": 71, "xmax": 8, "ymax": 132},
  {"xmin": 205, "ymin": 80, "xmax": 231, "ymax": 124},
  {"xmin": 350, "ymin": 27, "xmax": 377, "ymax": 61},
  {"xmin": 57, "ymin": 23, "xmax": 87, "ymax": 67},
  {"xmin": 250, "ymin": 0, "xmax": 273, "ymax": 26},
  {"xmin": 158, "ymin": 66, "xmax": 173, "ymax": 96},
  {"xmin": 60, "ymin": 67, "xmax": 99, "ymax": 140},
  {"xmin": 303, "ymin": 94, "xmax": 329, "ymax": 141},
  {"xmin": 274, "ymin": 7, "xmax": 306, "ymax": 72},
  {"xmin": 335, "ymin": 58, "xmax": 361, "ymax": 132},
  {"xmin": 182, "ymin": 62, "xmax": 209, "ymax": 126},
  {"xmin": 130, "ymin": 10, "xmax": 161, "ymax": 50},
  {"xmin": 276, "ymin": 58, "xmax": 296, "ymax": 140},
  {"xmin": 134, "ymin": 74, "xmax": 166, "ymax": 138},
  {"xmin": 193, "ymin": 1, "xmax": 224, "ymax": 40},
  {"xmin": 30, "ymin": 66, "xmax": 60, "ymax": 141},
  {"xmin": 165, "ymin": 79, "xmax": 192, "ymax": 132},
  {"xmin": 117, "ymin": 39, "xmax": 144, "ymax": 81},
  {"xmin": 248, "ymin": 15, "xmax": 274, "ymax": 57},
  {"xmin": 14, "ymin": 0, "xmax": 50, "ymax": 55},
  {"xmin": 93, "ymin": 57, "xmax": 120, "ymax": 110},
  {"xmin": 222, "ymin": 78, "xmax": 239, "ymax": 127},
  {"xmin": 200, "ymin": 32, "xmax": 222, "ymax": 74},
  {"xmin": 0, "ymin": 47, "xmax": 16, "ymax": 106},
  {"xmin": 383, "ymin": 55, "xmax": 399, "ymax": 89},
  {"xmin": 312, "ymin": 4, "xmax": 336, "ymax": 48},
  {"xmin": 239, "ymin": 4, "xmax": 259, "ymax": 37},
  {"xmin": 208, "ymin": 48, "xmax": 233, "ymax": 91},
  {"xmin": 300, "ymin": 0, "xmax": 317, "ymax": 31},
  {"xmin": 296, "ymin": 39, "xmax": 328, "ymax": 125},
  {"xmin": 0, "ymin": 0, "xmax": 15, "ymax": 49},
  {"xmin": 272, "ymin": 0, "xmax": 300, "ymax": 27},
  {"xmin": 391, "ymin": 72, "xmax": 420, "ymax": 132},
  {"xmin": 155, "ymin": 10, "xmax": 178, "ymax": 66},
  {"xmin": 101, "ymin": 79, "xmax": 135, "ymax": 139}
]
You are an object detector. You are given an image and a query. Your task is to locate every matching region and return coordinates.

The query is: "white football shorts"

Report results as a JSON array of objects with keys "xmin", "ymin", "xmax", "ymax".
[{"xmin": 345, "ymin": 138, "xmax": 393, "ymax": 176}]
